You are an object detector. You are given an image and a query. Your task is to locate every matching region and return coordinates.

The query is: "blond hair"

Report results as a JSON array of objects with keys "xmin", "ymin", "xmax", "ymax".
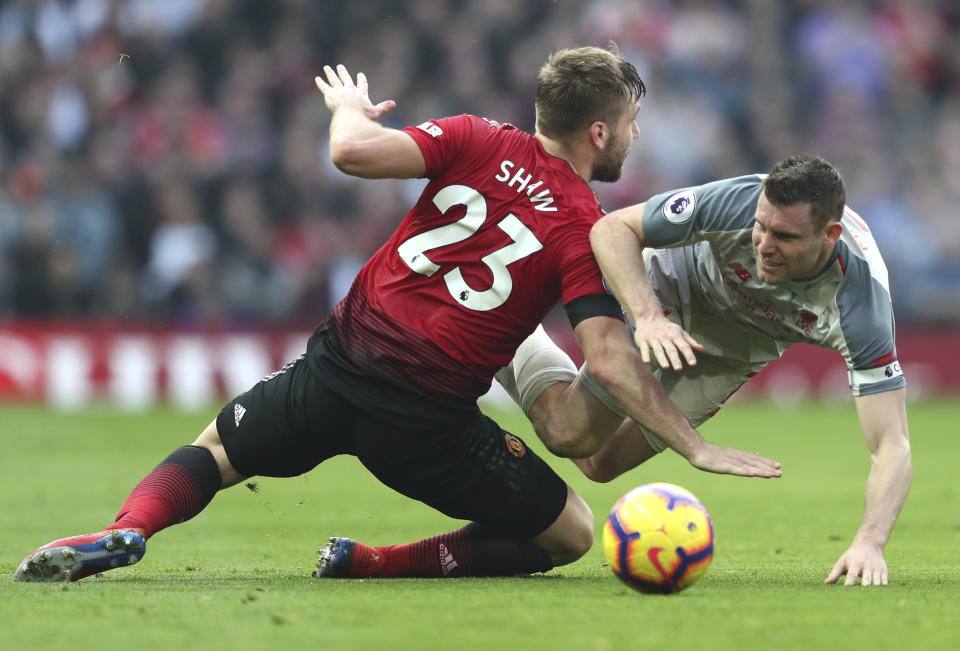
[{"xmin": 535, "ymin": 44, "xmax": 645, "ymax": 144}]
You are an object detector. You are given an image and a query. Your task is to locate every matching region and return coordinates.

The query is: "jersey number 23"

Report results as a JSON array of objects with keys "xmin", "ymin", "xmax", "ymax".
[{"xmin": 397, "ymin": 184, "xmax": 543, "ymax": 312}]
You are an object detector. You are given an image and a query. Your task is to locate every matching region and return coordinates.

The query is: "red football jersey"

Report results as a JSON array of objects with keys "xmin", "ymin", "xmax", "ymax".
[{"xmin": 326, "ymin": 114, "xmax": 609, "ymax": 402}]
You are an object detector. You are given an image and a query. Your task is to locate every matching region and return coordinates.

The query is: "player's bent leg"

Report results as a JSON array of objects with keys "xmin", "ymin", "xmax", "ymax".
[
  {"xmin": 16, "ymin": 421, "xmax": 226, "ymax": 583},
  {"xmin": 572, "ymin": 355, "xmax": 769, "ymax": 483},
  {"xmin": 315, "ymin": 486, "xmax": 592, "ymax": 579},
  {"xmin": 499, "ymin": 326, "xmax": 624, "ymax": 458},
  {"xmin": 527, "ymin": 376, "xmax": 626, "ymax": 458},
  {"xmin": 314, "ymin": 412, "xmax": 575, "ymax": 579},
  {"xmin": 529, "ymin": 485, "xmax": 594, "ymax": 566},
  {"xmin": 313, "ymin": 522, "xmax": 556, "ymax": 579}
]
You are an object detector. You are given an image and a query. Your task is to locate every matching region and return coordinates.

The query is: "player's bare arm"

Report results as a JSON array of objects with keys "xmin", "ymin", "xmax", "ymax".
[
  {"xmin": 573, "ymin": 316, "xmax": 781, "ymax": 478},
  {"xmin": 825, "ymin": 388, "xmax": 912, "ymax": 586},
  {"xmin": 315, "ymin": 64, "xmax": 425, "ymax": 179},
  {"xmin": 590, "ymin": 203, "xmax": 703, "ymax": 370}
]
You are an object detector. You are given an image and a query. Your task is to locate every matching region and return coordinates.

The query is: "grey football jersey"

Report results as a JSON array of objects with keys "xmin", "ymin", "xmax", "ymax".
[{"xmin": 640, "ymin": 174, "xmax": 905, "ymax": 396}]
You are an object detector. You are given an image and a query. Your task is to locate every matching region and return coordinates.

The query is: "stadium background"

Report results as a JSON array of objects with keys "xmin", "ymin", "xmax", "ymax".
[{"xmin": 0, "ymin": 0, "xmax": 958, "ymax": 409}]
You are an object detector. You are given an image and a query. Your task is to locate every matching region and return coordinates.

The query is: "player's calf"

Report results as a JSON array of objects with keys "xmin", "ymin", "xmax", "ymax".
[{"xmin": 531, "ymin": 487, "xmax": 594, "ymax": 566}]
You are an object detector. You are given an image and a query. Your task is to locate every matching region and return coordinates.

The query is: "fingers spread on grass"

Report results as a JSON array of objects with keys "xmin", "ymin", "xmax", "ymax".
[
  {"xmin": 824, "ymin": 560, "xmax": 844, "ymax": 584},
  {"xmin": 844, "ymin": 564, "xmax": 861, "ymax": 586}
]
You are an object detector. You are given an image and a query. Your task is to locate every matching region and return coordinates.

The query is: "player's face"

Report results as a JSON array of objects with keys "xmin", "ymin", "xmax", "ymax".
[
  {"xmin": 591, "ymin": 102, "xmax": 640, "ymax": 183},
  {"xmin": 752, "ymin": 192, "xmax": 840, "ymax": 284}
]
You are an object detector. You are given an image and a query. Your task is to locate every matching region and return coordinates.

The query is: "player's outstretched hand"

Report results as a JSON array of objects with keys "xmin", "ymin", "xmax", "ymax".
[
  {"xmin": 632, "ymin": 314, "xmax": 704, "ymax": 371},
  {"xmin": 315, "ymin": 64, "xmax": 397, "ymax": 120},
  {"xmin": 825, "ymin": 542, "xmax": 888, "ymax": 586},
  {"xmin": 687, "ymin": 442, "xmax": 782, "ymax": 478}
]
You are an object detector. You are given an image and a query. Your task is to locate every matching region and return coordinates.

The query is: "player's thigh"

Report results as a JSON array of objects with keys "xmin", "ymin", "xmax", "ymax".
[
  {"xmin": 354, "ymin": 411, "xmax": 568, "ymax": 540},
  {"xmin": 529, "ymin": 377, "xmax": 625, "ymax": 457},
  {"xmin": 640, "ymin": 356, "xmax": 765, "ymax": 453},
  {"xmin": 663, "ymin": 355, "xmax": 764, "ymax": 426},
  {"xmin": 215, "ymin": 355, "xmax": 356, "ymax": 478}
]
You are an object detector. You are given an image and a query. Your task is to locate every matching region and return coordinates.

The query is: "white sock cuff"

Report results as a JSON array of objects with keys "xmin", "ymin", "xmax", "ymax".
[
  {"xmin": 512, "ymin": 325, "xmax": 577, "ymax": 414},
  {"xmin": 493, "ymin": 362, "xmax": 520, "ymax": 407},
  {"xmin": 518, "ymin": 363, "xmax": 577, "ymax": 414}
]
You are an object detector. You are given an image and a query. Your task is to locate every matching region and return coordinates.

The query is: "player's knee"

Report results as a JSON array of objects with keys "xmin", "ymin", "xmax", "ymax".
[
  {"xmin": 540, "ymin": 434, "xmax": 578, "ymax": 459},
  {"xmin": 192, "ymin": 420, "xmax": 245, "ymax": 489},
  {"xmin": 536, "ymin": 422, "xmax": 601, "ymax": 459},
  {"xmin": 576, "ymin": 457, "xmax": 617, "ymax": 484}
]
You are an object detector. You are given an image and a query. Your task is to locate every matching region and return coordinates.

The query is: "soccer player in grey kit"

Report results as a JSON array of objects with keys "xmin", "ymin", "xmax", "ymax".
[{"xmin": 511, "ymin": 154, "xmax": 912, "ymax": 586}]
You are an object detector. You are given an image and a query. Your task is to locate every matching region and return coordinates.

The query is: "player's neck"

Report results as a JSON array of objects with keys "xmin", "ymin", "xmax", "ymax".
[{"xmin": 534, "ymin": 132, "xmax": 591, "ymax": 183}]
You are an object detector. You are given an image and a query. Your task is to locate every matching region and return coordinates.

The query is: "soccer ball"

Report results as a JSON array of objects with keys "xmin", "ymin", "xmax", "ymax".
[{"xmin": 602, "ymin": 482, "xmax": 714, "ymax": 594}]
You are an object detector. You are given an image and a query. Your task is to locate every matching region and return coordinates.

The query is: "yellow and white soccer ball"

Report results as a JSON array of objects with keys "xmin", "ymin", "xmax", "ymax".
[{"xmin": 602, "ymin": 482, "xmax": 714, "ymax": 594}]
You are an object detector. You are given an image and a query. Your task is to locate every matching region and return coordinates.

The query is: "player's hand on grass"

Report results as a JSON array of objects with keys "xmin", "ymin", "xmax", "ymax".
[
  {"xmin": 315, "ymin": 64, "xmax": 397, "ymax": 120},
  {"xmin": 825, "ymin": 542, "xmax": 888, "ymax": 586},
  {"xmin": 632, "ymin": 314, "xmax": 703, "ymax": 371},
  {"xmin": 687, "ymin": 442, "xmax": 782, "ymax": 478}
]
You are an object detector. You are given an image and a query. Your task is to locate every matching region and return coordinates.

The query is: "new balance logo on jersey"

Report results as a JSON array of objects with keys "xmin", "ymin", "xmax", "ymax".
[
  {"xmin": 417, "ymin": 121, "xmax": 443, "ymax": 137},
  {"xmin": 234, "ymin": 403, "xmax": 246, "ymax": 427},
  {"xmin": 728, "ymin": 262, "xmax": 753, "ymax": 281},
  {"xmin": 439, "ymin": 543, "xmax": 459, "ymax": 576}
]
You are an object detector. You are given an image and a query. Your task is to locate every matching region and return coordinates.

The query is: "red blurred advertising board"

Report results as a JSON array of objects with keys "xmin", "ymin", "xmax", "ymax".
[{"xmin": 0, "ymin": 322, "xmax": 956, "ymax": 410}]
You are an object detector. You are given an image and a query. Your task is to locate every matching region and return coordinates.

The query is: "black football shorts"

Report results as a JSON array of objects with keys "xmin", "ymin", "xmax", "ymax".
[{"xmin": 216, "ymin": 354, "xmax": 568, "ymax": 539}]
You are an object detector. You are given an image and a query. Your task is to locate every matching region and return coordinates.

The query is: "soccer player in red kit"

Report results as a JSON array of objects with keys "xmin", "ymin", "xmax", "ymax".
[{"xmin": 15, "ymin": 47, "xmax": 778, "ymax": 583}]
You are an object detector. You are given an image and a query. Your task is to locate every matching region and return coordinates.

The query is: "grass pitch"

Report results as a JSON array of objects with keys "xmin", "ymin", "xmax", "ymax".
[{"xmin": 1, "ymin": 400, "xmax": 958, "ymax": 651}]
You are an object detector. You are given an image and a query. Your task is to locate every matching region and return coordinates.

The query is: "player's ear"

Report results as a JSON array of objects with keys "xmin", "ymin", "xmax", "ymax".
[
  {"xmin": 589, "ymin": 120, "xmax": 609, "ymax": 150},
  {"xmin": 824, "ymin": 220, "xmax": 843, "ymax": 246}
]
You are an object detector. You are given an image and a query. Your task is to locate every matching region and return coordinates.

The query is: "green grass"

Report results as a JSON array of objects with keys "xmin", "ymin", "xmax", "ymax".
[{"xmin": 1, "ymin": 400, "xmax": 958, "ymax": 650}]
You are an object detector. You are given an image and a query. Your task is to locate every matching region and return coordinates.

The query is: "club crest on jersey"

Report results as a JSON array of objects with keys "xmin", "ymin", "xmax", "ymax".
[
  {"xmin": 662, "ymin": 190, "xmax": 696, "ymax": 224},
  {"xmin": 796, "ymin": 309, "xmax": 819, "ymax": 335},
  {"xmin": 504, "ymin": 433, "xmax": 526, "ymax": 458}
]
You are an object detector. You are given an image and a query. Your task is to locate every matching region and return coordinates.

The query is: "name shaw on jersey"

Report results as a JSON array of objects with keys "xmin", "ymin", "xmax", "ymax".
[{"xmin": 494, "ymin": 160, "xmax": 558, "ymax": 212}]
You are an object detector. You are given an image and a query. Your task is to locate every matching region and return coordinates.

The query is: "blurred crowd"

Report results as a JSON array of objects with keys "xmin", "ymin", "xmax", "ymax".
[{"xmin": 0, "ymin": 0, "xmax": 958, "ymax": 325}]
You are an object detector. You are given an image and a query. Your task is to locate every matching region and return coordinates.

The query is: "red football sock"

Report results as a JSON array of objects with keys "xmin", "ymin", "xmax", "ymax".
[
  {"xmin": 349, "ymin": 524, "xmax": 553, "ymax": 578},
  {"xmin": 106, "ymin": 446, "xmax": 221, "ymax": 539}
]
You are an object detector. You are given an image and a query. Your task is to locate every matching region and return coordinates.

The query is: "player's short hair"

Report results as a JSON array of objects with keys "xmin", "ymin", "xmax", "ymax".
[
  {"xmin": 536, "ymin": 44, "xmax": 645, "ymax": 145},
  {"xmin": 762, "ymin": 155, "xmax": 846, "ymax": 231}
]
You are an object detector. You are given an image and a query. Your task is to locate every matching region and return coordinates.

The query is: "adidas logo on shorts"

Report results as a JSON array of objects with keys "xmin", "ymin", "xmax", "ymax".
[{"xmin": 234, "ymin": 403, "xmax": 246, "ymax": 427}]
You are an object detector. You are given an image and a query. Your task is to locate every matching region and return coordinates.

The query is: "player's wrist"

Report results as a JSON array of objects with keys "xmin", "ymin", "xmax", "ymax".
[
  {"xmin": 629, "ymin": 300, "xmax": 665, "ymax": 322},
  {"xmin": 850, "ymin": 533, "xmax": 886, "ymax": 551},
  {"xmin": 671, "ymin": 428, "xmax": 706, "ymax": 462}
]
